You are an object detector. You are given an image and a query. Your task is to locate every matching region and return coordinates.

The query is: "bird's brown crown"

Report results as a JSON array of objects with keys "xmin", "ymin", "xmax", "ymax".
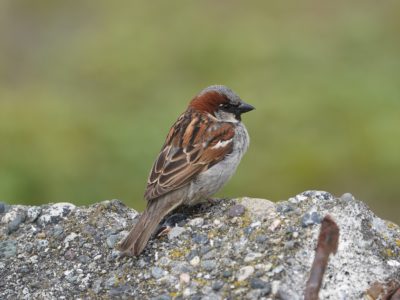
[{"xmin": 189, "ymin": 91, "xmax": 228, "ymax": 115}]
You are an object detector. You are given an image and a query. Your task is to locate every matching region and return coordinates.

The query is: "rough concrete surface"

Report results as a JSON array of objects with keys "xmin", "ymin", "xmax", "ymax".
[{"xmin": 0, "ymin": 191, "xmax": 399, "ymax": 299}]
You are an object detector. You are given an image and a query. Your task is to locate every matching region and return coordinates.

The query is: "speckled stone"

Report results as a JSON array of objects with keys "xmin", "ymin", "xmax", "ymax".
[
  {"xmin": 186, "ymin": 249, "xmax": 199, "ymax": 261},
  {"xmin": 284, "ymin": 241, "xmax": 295, "ymax": 249},
  {"xmin": 228, "ymin": 204, "xmax": 245, "ymax": 217},
  {"xmin": 50, "ymin": 225, "xmax": 64, "ymax": 238},
  {"xmin": 7, "ymin": 213, "xmax": 26, "ymax": 233},
  {"xmin": 244, "ymin": 252, "xmax": 262, "ymax": 263},
  {"xmin": 202, "ymin": 249, "xmax": 218, "ymax": 260},
  {"xmin": 168, "ymin": 226, "xmax": 186, "ymax": 240},
  {"xmin": 36, "ymin": 239, "xmax": 49, "ymax": 250},
  {"xmin": 301, "ymin": 208, "xmax": 321, "ymax": 227},
  {"xmin": 92, "ymin": 279, "xmax": 103, "ymax": 294},
  {"xmin": 243, "ymin": 226, "xmax": 254, "ymax": 235},
  {"xmin": 179, "ymin": 272, "xmax": 190, "ymax": 284},
  {"xmin": 222, "ymin": 270, "xmax": 233, "ymax": 278},
  {"xmin": 106, "ymin": 234, "xmax": 120, "ymax": 248},
  {"xmin": 78, "ymin": 255, "xmax": 90, "ymax": 264},
  {"xmin": 301, "ymin": 190, "xmax": 334, "ymax": 201},
  {"xmin": 276, "ymin": 203, "xmax": 293, "ymax": 213},
  {"xmin": 237, "ymin": 266, "xmax": 255, "ymax": 281},
  {"xmin": 151, "ymin": 267, "xmax": 166, "ymax": 279},
  {"xmin": 189, "ymin": 256, "xmax": 200, "ymax": 267},
  {"xmin": 24, "ymin": 242, "xmax": 33, "ymax": 254},
  {"xmin": 170, "ymin": 261, "xmax": 192, "ymax": 274},
  {"xmin": 246, "ymin": 286, "xmax": 272, "ymax": 299},
  {"xmin": 64, "ymin": 249, "xmax": 76, "ymax": 260},
  {"xmin": 212, "ymin": 280, "xmax": 224, "ymax": 291},
  {"xmin": 192, "ymin": 233, "xmax": 208, "ymax": 244},
  {"xmin": 239, "ymin": 197, "xmax": 275, "ymax": 222},
  {"xmin": 38, "ymin": 203, "xmax": 75, "ymax": 225},
  {"xmin": 0, "ymin": 240, "xmax": 17, "ymax": 258},
  {"xmin": 150, "ymin": 294, "xmax": 172, "ymax": 300},
  {"xmin": 188, "ymin": 217, "xmax": 204, "ymax": 227},
  {"xmin": 64, "ymin": 270, "xmax": 77, "ymax": 284},
  {"xmin": 26, "ymin": 207, "xmax": 42, "ymax": 223},
  {"xmin": 250, "ymin": 278, "xmax": 271, "ymax": 290},
  {"xmin": 201, "ymin": 260, "xmax": 217, "ymax": 272},
  {"xmin": 199, "ymin": 245, "xmax": 212, "ymax": 256},
  {"xmin": 108, "ymin": 284, "xmax": 131, "ymax": 297},
  {"xmin": 18, "ymin": 265, "xmax": 31, "ymax": 274},
  {"xmin": 340, "ymin": 193, "xmax": 354, "ymax": 201},
  {"xmin": 105, "ymin": 274, "xmax": 117, "ymax": 288},
  {"xmin": 255, "ymin": 234, "xmax": 268, "ymax": 243}
]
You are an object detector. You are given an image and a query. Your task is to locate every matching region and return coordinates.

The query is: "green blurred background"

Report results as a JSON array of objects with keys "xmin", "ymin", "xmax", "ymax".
[{"xmin": 1, "ymin": 1, "xmax": 399, "ymax": 223}]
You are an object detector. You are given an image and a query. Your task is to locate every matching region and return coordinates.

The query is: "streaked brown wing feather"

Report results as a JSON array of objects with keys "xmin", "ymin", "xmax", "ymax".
[{"xmin": 144, "ymin": 110, "xmax": 235, "ymax": 201}]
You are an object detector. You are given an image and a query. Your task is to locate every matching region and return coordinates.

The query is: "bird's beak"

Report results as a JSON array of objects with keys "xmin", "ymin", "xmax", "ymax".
[{"xmin": 238, "ymin": 101, "xmax": 255, "ymax": 114}]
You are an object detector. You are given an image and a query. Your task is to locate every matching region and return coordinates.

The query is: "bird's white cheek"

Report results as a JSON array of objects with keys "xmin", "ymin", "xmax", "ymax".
[{"xmin": 215, "ymin": 111, "xmax": 239, "ymax": 123}]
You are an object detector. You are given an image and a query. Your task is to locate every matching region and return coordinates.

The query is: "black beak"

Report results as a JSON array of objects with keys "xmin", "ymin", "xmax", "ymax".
[{"xmin": 238, "ymin": 101, "xmax": 255, "ymax": 114}]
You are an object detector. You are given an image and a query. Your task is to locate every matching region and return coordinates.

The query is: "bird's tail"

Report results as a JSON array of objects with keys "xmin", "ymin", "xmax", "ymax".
[{"xmin": 118, "ymin": 196, "xmax": 182, "ymax": 256}]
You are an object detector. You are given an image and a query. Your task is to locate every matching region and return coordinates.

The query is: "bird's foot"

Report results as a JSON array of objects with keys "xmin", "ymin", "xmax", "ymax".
[
  {"xmin": 205, "ymin": 197, "xmax": 219, "ymax": 206},
  {"xmin": 156, "ymin": 213, "xmax": 188, "ymax": 237}
]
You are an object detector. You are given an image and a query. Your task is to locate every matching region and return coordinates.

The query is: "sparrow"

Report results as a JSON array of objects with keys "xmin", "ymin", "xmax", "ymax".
[{"xmin": 118, "ymin": 85, "xmax": 254, "ymax": 256}]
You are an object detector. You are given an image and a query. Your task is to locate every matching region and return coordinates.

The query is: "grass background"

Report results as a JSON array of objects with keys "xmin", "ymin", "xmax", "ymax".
[{"xmin": 1, "ymin": 1, "xmax": 399, "ymax": 223}]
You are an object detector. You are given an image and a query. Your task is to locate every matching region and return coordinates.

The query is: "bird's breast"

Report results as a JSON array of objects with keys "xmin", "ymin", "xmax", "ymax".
[{"xmin": 185, "ymin": 123, "xmax": 249, "ymax": 205}]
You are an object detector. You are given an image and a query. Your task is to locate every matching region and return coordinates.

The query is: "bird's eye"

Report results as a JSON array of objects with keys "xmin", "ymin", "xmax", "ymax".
[{"xmin": 219, "ymin": 103, "xmax": 230, "ymax": 109}]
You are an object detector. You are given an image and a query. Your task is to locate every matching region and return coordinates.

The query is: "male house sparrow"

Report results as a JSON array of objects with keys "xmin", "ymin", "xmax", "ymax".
[{"xmin": 119, "ymin": 85, "xmax": 254, "ymax": 256}]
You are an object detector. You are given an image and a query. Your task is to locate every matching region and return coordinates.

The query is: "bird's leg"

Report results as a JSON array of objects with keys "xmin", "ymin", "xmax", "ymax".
[
  {"xmin": 205, "ymin": 197, "xmax": 219, "ymax": 205},
  {"xmin": 155, "ymin": 198, "xmax": 221, "ymax": 237},
  {"xmin": 155, "ymin": 213, "xmax": 188, "ymax": 237}
]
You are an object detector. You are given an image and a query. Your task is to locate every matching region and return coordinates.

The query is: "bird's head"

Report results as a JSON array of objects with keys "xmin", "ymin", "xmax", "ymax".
[{"xmin": 189, "ymin": 85, "xmax": 254, "ymax": 122}]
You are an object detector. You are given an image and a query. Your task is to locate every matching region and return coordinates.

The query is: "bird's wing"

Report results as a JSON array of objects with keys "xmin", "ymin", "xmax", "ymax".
[{"xmin": 144, "ymin": 110, "xmax": 235, "ymax": 201}]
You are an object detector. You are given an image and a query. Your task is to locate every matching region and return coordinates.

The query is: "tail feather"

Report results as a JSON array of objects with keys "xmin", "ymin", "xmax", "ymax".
[{"xmin": 118, "ymin": 196, "xmax": 182, "ymax": 256}]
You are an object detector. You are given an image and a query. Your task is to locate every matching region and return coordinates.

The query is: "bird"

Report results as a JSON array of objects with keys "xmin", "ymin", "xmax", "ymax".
[{"xmin": 118, "ymin": 85, "xmax": 254, "ymax": 256}]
